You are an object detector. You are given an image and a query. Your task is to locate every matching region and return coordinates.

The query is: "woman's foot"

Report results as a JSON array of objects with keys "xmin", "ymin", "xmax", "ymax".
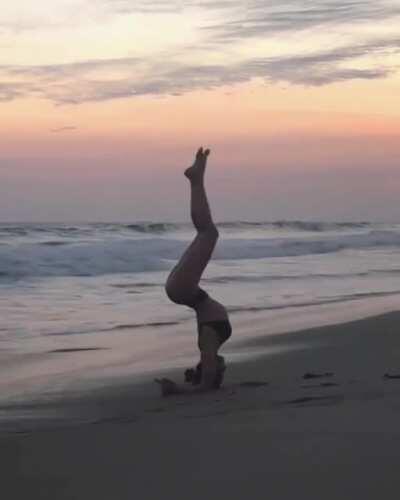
[{"xmin": 184, "ymin": 147, "xmax": 210, "ymax": 183}]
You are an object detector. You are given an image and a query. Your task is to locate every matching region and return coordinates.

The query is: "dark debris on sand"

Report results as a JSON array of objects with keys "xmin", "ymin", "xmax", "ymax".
[{"xmin": 303, "ymin": 372, "xmax": 334, "ymax": 379}]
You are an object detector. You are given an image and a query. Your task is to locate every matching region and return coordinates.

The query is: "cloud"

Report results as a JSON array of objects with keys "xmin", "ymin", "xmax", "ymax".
[
  {"xmin": 0, "ymin": 0, "xmax": 235, "ymax": 36},
  {"xmin": 100, "ymin": 0, "xmax": 400, "ymax": 35},
  {"xmin": 201, "ymin": 0, "xmax": 400, "ymax": 42},
  {"xmin": 247, "ymin": 39, "xmax": 399, "ymax": 85},
  {"xmin": 102, "ymin": 0, "xmax": 182, "ymax": 14},
  {"xmin": 0, "ymin": 36, "xmax": 398, "ymax": 104},
  {"xmin": 0, "ymin": 82, "xmax": 30, "ymax": 101},
  {"xmin": 101, "ymin": 0, "xmax": 238, "ymax": 14},
  {"xmin": 2, "ymin": 0, "xmax": 399, "ymax": 36},
  {"xmin": 50, "ymin": 126, "xmax": 78, "ymax": 133},
  {"xmin": 158, "ymin": 38, "xmax": 397, "ymax": 89},
  {"xmin": 1, "ymin": 1, "xmax": 399, "ymax": 104}
]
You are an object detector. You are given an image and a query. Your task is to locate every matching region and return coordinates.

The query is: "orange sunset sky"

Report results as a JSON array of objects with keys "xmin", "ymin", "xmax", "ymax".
[{"xmin": 1, "ymin": 0, "xmax": 399, "ymax": 222}]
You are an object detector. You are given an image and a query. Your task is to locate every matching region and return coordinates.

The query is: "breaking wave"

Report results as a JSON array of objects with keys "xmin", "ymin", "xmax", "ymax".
[{"xmin": 1, "ymin": 227, "xmax": 400, "ymax": 280}]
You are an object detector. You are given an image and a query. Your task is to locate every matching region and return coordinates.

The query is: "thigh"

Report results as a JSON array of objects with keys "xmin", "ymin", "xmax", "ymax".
[{"xmin": 166, "ymin": 231, "xmax": 218, "ymax": 293}]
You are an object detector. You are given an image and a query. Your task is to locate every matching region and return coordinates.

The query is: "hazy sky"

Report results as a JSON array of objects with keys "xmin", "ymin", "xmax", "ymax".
[{"xmin": 1, "ymin": 0, "xmax": 399, "ymax": 222}]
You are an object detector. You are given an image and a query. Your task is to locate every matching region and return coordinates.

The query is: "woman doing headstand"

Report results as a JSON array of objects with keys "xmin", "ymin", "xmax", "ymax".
[{"xmin": 155, "ymin": 147, "xmax": 232, "ymax": 396}]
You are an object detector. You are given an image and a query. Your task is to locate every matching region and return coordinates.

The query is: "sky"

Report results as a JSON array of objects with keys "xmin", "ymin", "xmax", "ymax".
[{"xmin": 1, "ymin": 0, "xmax": 399, "ymax": 222}]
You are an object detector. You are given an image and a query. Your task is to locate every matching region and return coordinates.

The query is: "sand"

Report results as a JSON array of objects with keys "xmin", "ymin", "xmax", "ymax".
[{"xmin": 2, "ymin": 310, "xmax": 400, "ymax": 499}]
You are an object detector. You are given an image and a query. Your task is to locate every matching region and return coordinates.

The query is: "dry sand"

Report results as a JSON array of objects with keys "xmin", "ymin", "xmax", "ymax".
[{"xmin": 2, "ymin": 310, "xmax": 400, "ymax": 500}]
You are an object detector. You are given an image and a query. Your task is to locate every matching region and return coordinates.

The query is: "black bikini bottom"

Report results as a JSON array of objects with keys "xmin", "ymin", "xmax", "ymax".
[{"xmin": 199, "ymin": 319, "xmax": 232, "ymax": 346}]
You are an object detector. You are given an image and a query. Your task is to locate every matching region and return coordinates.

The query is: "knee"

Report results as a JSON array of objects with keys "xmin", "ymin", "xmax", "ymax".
[
  {"xmin": 211, "ymin": 225, "xmax": 219, "ymax": 239},
  {"xmin": 202, "ymin": 224, "xmax": 219, "ymax": 240},
  {"xmin": 165, "ymin": 282, "xmax": 186, "ymax": 305}
]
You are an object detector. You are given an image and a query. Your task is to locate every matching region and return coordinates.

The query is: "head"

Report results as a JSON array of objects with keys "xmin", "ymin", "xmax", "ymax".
[{"xmin": 184, "ymin": 355, "xmax": 226, "ymax": 388}]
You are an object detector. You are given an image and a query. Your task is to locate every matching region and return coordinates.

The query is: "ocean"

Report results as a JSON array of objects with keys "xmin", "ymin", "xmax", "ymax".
[{"xmin": 1, "ymin": 220, "xmax": 400, "ymax": 417}]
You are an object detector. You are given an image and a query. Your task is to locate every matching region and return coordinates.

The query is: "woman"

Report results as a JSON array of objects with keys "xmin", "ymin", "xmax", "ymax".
[{"xmin": 155, "ymin": 147, "xmax": 232, "ymax": 396}]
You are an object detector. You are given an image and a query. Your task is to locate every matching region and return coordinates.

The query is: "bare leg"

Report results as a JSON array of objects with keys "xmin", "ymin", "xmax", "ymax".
[
  {"xmin": 165, "ymin": 148, "xmax": 218, "ymax": 304},
  {"xmin": 185, "ymin": 148, "xmax": 214, "ymax": 232}
]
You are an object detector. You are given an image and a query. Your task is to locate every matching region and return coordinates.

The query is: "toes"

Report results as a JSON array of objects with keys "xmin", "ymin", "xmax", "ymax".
[{"xmin": 204, "ymin": 148, "xmax": 210, "ymax": 157}]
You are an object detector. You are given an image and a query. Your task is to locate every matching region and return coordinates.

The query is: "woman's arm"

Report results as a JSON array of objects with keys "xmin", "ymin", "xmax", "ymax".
[{"xmin": 155, "ymin": 326, "xmax": 219, "ymax": 396}]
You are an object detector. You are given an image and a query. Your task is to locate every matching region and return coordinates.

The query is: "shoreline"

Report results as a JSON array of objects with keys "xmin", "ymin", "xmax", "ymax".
[
  {"xmin": 1, "ymin": 301, "xmax": 400, "ymax": 434},
  {"xmin": 1, "ymin": 293, "xmax": 399, "ymax": 405},
  {"xmin": 2, "ymin": 308, "xmax": 400, "ymax": 499}
]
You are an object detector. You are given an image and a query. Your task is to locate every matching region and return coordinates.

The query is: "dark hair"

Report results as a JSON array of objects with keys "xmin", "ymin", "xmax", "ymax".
[{"xmin": 184, "ymin": 355, "xmax": 226, "ymax": 388}]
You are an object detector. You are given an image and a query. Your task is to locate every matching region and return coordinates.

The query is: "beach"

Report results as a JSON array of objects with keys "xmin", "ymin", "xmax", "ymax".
[
  {"xmin": 2, "ymin": 220, "xmax": 400, "ymax": 409},
  {"xmin": 3, "ymin": 0, "xmax": 400, "ymax": 496},
  {"xmin": 2, "ymin": 309, "xmax": 400, "ymax": 500}
]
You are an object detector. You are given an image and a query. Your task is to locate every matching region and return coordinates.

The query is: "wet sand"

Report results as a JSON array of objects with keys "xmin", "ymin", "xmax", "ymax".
[{"xmin": 2, "ymin": 310, "xmax": 400, "ymax": 499}]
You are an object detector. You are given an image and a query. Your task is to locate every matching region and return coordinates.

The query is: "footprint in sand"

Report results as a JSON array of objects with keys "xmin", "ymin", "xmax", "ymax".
[
  {"xmin": 383, "ymin": 373, "xmax": 400, "ymax": 380},
  {"xmin": 301, "ymin": 382, "xmax": 339, "ymax": 389},
  {"xmin": 145, "ymin": 407, "xmax": 166, "ymax": 413},
  {"xmin": 48, "ymin": 347, "xmax": 107, "ymax": 353},
  {"xmin": 238, "ymin": 381, "xmax": 269, "ymax": 388},
  {"xmin": 92, "ymin": 415, "xmax": 140, "ymax": 425},
  {"xmin": 286, "ymin": 395, "xmax": 344, "ymax": 406},
  {"xmin": 302, "ymin": 372, "xmax": 334, "ymax": 380}
]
